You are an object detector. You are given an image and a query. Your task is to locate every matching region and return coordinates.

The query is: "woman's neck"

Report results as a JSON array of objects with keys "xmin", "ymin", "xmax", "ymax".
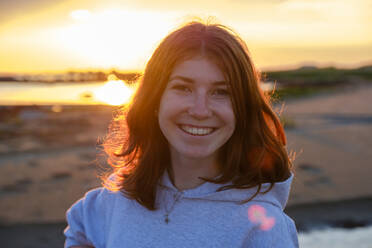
[{"xmin": 170, "ymin": 154, "xmax": 220, "ymax": 191}]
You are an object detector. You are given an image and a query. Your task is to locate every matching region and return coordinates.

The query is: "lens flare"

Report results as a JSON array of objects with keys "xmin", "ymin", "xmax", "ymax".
[{"xmin": 248, "ymin": 204, "xmax": 275, "ymax": 231}]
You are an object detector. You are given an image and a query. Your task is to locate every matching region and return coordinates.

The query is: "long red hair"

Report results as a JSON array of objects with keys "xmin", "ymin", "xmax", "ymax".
[{"xmin": 103, "ymin": 21, "xmax": 292, "ymax": 210}]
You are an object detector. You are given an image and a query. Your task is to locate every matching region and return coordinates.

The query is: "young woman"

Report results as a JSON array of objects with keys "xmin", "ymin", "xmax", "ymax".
[{"xmin": 64, "ymin": 21, "xmax": 299, "ymax": 247}]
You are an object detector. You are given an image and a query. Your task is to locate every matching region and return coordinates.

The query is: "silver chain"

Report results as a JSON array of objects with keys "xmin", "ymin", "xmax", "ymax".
[{"xmin": 164, "ymin": 191, "xmax": 183, "ymax": 224}]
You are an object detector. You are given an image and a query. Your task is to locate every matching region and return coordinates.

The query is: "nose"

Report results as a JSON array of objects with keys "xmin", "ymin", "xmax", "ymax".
[{"xmin": 188, "ymin": 92, "xmax": 212, "ymax": 119}]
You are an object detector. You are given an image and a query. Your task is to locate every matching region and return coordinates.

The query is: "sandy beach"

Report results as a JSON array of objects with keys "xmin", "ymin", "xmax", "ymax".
[
  {"xmin": 1, "ymin": 83, "xmax": 372, "ymax": 247},
  {"xmin": 284, "ymin": 83, "xmax": 372, "ymax": 206}
]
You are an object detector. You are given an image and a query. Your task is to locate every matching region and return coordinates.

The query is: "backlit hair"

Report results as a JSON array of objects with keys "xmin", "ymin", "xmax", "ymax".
[{"xmin": 103, "ymin": 20, "xmax": 292, "ymax": 210}]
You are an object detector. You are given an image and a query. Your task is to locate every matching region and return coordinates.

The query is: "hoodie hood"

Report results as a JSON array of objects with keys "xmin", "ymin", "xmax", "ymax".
[{"xmin": 158, "ymin": 172, "xmax": 294, "ymax": 210}]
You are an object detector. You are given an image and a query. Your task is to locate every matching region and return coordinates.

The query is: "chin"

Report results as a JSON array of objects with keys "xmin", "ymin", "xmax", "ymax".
[{"xmin": 177, "ymin": 147, "xmax": 217, "ymax": 160}]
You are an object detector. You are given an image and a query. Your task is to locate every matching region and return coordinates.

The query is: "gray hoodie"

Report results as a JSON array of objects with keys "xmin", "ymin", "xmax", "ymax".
[{"xmin": 64, "ymin": 173, "xmax": 299, "ymax": 247}]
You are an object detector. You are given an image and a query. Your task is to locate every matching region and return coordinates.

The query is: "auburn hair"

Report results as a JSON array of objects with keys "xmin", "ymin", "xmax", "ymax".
[{"xmin": 103, "ymin": 20, "xmax": 292, "ymax": 210}]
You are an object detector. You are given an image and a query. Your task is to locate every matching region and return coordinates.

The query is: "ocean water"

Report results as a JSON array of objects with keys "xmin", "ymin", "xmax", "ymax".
[
  {"xmin": 0, "ymin": 81, "xmax": 274, "ymax": 106},
  {"xmin": 0, "ymin": 81, "xmax": 106, "ymax": 105},
  {"xmin": 299, "ymin": 226, "xmax": 372, "ymax": 248}
]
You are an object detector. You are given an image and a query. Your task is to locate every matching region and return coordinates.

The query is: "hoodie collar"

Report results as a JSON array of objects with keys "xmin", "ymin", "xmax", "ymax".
[
  {"xmin": 158, "ymin": 171, "xmax": 294, "ymax": 210},
  {"xmin": 158, "ymin": 171, "xmax": 227, "ymax": 197}
]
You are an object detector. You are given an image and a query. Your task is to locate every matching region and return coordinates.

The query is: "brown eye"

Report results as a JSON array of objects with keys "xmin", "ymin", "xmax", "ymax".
[
  {"xmin": 212, "ymin": 88, "xmax": 230, "ymax": 96},
  {"xmin": 172, "ymin": 84, "xmax": 192, "ymax": 93}
]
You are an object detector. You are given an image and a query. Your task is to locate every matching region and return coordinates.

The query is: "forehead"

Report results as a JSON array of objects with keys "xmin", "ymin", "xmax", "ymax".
[{"xmin": 169, "ymin": 57, "xmax": 226, "ymax": 84}]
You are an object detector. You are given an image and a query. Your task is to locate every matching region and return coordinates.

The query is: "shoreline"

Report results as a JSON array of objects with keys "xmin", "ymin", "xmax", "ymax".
[{"xmin": 286, "ymin": 197, "xmax": 372, "ymax": 232}]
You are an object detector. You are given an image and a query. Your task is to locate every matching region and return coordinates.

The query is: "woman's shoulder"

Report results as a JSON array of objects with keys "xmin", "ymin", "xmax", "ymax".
[
  {"xmin": 231, "ymin": 197, "xmax": 298, "ymax": 247},
  {"xmin": 72, "ymin": 187, "xmax": 127, "ymax": 209},
  {"xmin": 83, "ymin": 187, "xmax": 121, "ymax": 201},
  {"xmin": 66, "ymin": 186, "xmax": 132, "ymax": 223},
  {"xmin": 65, "ymin": 187, "xmax": 132, "ymax": 247},
  {"xmin": 75, "ymin": 172, "xmax": 131, "ymax": 209}
]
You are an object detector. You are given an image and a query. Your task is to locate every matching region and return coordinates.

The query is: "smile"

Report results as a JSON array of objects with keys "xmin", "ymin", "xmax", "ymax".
[{"xmin": 180, "ymin": 125, "xmax": 215, "ymax": 136}]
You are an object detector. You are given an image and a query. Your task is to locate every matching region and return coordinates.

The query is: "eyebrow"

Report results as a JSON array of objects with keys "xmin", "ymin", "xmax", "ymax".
[{"xmin": 168, "ymin": 75, "xmax": 227, "ymax": 85}]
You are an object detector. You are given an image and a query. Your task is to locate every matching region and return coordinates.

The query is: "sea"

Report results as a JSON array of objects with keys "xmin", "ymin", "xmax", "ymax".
[
  {"xmin": 0, "ymin": 81, "xmax": 274, "ymax": 106},
  {"xmin": 299, "ymin": 226, "xmax": 372, "ymax": 248},
  {"xmin": 0, "ymin": 81, "xmax": 107, "ymax": 106}
]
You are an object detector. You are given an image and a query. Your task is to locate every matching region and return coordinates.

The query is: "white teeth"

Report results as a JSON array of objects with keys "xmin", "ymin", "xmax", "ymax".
[{"xmin": 181, "ymin": 125, "xmax": 214, "ymax": 136}]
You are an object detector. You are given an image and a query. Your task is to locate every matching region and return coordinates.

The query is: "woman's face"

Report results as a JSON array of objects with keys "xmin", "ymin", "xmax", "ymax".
[{"xmin": 158, "ymin": 57, "xmax": 236, "ymax": 163}]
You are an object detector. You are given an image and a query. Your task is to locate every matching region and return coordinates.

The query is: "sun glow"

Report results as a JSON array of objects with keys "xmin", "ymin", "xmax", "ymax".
[
  {"xmin": 48, "ymin": 9, "xmax": 175, "ymax": 70},
  {"xmin": 93, "ymin": 75, "xmax": 136, "ymax": 105},
  {"xmin": 70, "ymin": 9, "xmax": 92, "ymax": 21}
]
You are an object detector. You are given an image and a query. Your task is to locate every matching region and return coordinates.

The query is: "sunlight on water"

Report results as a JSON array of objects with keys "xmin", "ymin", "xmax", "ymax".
[
  {"xmin": 0, "ymin": 75, "xmax": 137, "ymax": 106},
  {"xmin": 247, "ymin": 204, "xmax": 275, "ymax": 231},
  {"xmin": 0, "ymin": 75, "xmax": 273, "ymax": 106},
  {"xmin": 93, "ymin": 75, "xmax": 135, "ymax": 106}
]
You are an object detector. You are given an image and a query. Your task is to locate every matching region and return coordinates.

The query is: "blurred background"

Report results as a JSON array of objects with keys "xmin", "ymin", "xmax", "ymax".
[{"xmin": 0, "ymin": 0, "xmax": 371, "ymax": 247}]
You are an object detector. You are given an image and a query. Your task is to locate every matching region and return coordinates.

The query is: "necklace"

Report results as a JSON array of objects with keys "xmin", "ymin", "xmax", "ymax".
[{"xmin": 164, "ymin": 191, "xmax": 183, "ymax": 224}]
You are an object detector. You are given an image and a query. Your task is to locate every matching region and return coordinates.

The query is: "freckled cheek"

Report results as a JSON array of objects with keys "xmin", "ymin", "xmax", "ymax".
[
  {"xmin": 158, "ymin": 100, "xmax": 188, "ymax": 124},
  {"xmin": 212, "ymin": 103, "xmax": 235, "ymax": 125},
  {"xmin": 160, "ymin": 94, "xmax": 180, "ymax": 108}
]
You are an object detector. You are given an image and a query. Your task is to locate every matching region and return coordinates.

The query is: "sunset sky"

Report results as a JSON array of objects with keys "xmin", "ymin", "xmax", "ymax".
[{"xmin": 0, "ymin": 0, "xmax": 371, "ymax": 74}]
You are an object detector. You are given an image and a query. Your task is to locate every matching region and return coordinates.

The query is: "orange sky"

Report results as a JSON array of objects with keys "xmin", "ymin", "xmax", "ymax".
[{"xmin": 0, "ymin": 0, "xmax": 371, "ymax": 73}]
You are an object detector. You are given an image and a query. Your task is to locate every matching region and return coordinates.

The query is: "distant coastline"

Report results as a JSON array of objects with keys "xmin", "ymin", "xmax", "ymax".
[
  {"xmin": 1, "ymin": 65, "xmax": 371, "ymax": 87},
  {"xmin": 0, "ymin": 70, "xmax": 140, "ymax": 84}
]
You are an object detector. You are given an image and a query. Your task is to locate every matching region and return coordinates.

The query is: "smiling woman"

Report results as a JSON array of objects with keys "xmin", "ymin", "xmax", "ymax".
[
  {"xmin": 158, "ymin": 57, "xmax": 236, "ymax": 188},
  {"xmin": 64, "ymin": 20, "xmax": 299, "ymax": 248}
]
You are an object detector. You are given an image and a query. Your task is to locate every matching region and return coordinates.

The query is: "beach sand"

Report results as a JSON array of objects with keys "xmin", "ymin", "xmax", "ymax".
[
  {"xmin": 0, "ymin": 105, "xmax": 113, "ymax": 224},
  {"xmin": 1, "ymin": 84, "xmax": 372, "ymax": 247},
  {"xmin": 283, "ymin": 84, "xmax": 372, "ymax": 206}
]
